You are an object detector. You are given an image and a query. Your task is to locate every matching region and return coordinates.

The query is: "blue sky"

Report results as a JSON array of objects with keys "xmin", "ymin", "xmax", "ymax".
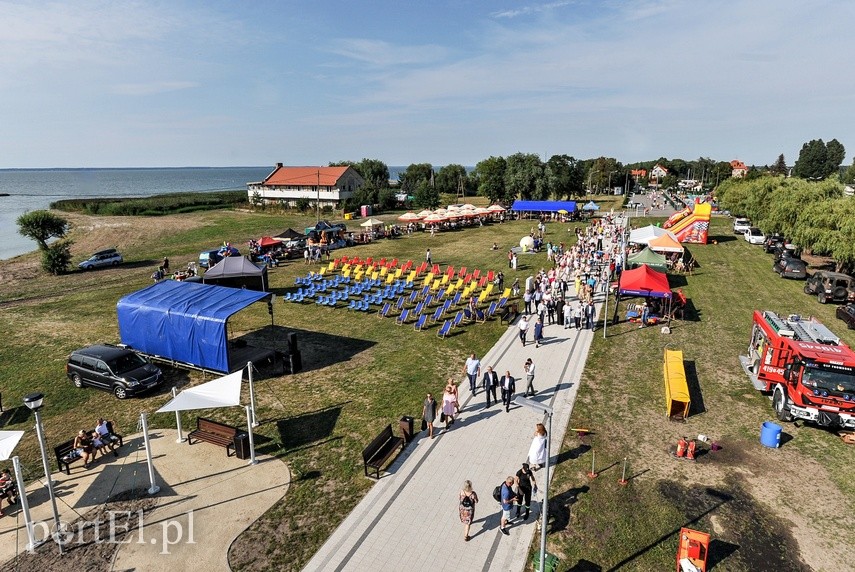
[{"xmin": 1, "ymin": 0, "xmax": 853, "ymax": 168}]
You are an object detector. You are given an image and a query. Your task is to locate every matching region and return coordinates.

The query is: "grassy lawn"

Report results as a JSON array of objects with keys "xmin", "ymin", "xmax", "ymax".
[{"xmin": 4, "ymin": 199, "xmax": 848, "ymax": 571}]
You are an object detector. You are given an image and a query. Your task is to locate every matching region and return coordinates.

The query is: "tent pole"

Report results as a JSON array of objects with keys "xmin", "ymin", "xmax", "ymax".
[
  {"xmin": 140, "ymin": 412, "xmax": 160, "ymax": 495},
  {"xmin": 172, "ymin": 387, "xmax": 186, "ymax": 443},
  {"xmin": 245, "ymin": 405, "xmax": 258, "ymax": 465},
  {"xmin": 248, "ymin": 362, "xmax": 258, "ymax": 427},
  {"xmin": 13, "ymin": 456, "xmax": 37, "ymax": 551}
]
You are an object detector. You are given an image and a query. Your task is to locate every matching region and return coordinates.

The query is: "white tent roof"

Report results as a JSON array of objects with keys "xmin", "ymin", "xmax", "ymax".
[
  {"xmin": 0, "ymin": 431, "xmax": 25, "ymax": 461},
  {"xmin": 629, "ymin": 225, "xmax": 678, "ymax": 245},
  {"xmin": 156, "ymin": 370, "xmax": 243, "ymax": 413},
  {"xmin": 359, "ymin": 218, "xmax": 385, "ymax": 227}
]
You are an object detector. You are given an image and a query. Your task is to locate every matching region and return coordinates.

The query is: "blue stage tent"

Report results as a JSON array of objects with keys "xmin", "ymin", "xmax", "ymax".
[
  {"xmin": 117, "ymin": 281, "xmax": 271, "ymax": 373},
  {"xmin": 510, "ymin": 200, "xmax": 577, "ymax": 213}
]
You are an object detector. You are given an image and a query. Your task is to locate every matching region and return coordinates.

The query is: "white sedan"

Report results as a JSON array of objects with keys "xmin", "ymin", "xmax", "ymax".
[{"xmin": 744, "ymin": 227, "xmax": 766, "ymax": 245}]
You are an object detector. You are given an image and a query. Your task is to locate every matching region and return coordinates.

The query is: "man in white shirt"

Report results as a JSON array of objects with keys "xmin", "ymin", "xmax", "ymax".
[
  {"xmin": 518, "ymin": 315, "xmax": 529, "ymax": 347},
  {"xmin": 464, "ymin": 353, "xmax": 481, "ymax": 395}
]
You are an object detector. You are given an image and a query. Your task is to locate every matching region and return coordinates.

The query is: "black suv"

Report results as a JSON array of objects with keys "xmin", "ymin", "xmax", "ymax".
[
  {"xmin": 66, "ymin": 345, "xmax": 163, "ymax": 399},
  {"xmin": 763, "ymin": 234, "xmax": 786, "ymax": 254},
  {"xmin": 804, "ymin": 271, "xmax": 855, "ymax": 304}
]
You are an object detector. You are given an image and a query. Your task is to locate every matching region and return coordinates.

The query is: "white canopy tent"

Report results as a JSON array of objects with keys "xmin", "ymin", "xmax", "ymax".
[
  {"xmin": 156, "ymin": 370, "xmax": 243, "ymax": 413},
  {"xmin": 629, "ymin": 225, "xmax": 678, "ymax": 246},
  {"xmin": 0, "ymin": 430, "xmax": 24, "ymax": 460},
  {"xmin": 0, "ymin": 430, "xmax": 39, "ymax": 549}
]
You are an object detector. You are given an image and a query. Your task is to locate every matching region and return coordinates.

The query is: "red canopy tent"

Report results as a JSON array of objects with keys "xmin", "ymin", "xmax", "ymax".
[
  {"xmin": 618, "ymin": 264, "xmax": 671, "ymax": 298},
  {"xmin": 259, "ymin": 236, "xmax": 280, "ymax": 248}
]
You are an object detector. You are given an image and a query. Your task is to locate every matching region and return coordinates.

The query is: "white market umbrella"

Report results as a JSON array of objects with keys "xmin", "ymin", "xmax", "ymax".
[
  {"xmin": 156, "ymin": 370, "xmax": 243, "ymax": 413},
  {"xmin": 423, "ymin": 213, "xmax": 447, "ymax": 223},
  {"xmin": 487, "ymin": 204, "xmax": 506, "ymax": 213},
  {"xmin": 416, "ymin": 209, "xmax": 433, "ymax": 218},
  {"xmin": 398, "ymin": 212, "xmax": 422, "ymax": 222}
]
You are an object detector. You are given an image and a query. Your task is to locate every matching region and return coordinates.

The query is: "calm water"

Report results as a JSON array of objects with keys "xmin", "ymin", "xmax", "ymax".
[{"xmin": 0, "ymin": 166, "xmax": 410, "ymax": 260}]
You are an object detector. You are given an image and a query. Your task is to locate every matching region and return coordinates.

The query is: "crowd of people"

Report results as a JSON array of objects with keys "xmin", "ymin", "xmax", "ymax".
[{"xmin": 71, "ymin": 418, "xmax": 121, "ymax": 469}]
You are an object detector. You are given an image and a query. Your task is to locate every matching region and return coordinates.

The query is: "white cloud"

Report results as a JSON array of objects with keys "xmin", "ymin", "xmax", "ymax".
[{"xmin": 491, "ymin": 1, "xmax": 574, "ymax": 19}]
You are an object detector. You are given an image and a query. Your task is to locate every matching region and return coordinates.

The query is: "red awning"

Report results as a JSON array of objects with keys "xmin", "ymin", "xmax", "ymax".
[{"xmin": 618, "ymin": 264, "xmax": 671, "ymax": 298}]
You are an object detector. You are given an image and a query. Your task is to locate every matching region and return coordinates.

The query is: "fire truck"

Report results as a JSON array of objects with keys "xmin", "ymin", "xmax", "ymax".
[{"xmin": 740, "ymin": 310, "xmax": 855, "ymax": 428}]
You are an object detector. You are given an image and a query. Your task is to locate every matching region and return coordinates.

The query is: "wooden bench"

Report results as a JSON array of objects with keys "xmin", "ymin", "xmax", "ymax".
[
  {"xmin": 188, "ymin": 417, "xmax": 238, "ymax": 456},
  {"xmin": 54, "ymin": 439, "xmax": 85, "ymax": 475},
  {"xmin": 500, "ymin": 301, "xmax": 519, "ymax": 325},
  {"xmin": 362, "ymin": 424, "xmax": 404, "ymax": 479}
]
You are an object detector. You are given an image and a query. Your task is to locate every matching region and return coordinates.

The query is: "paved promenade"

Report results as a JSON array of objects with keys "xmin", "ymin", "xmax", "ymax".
[{"xmin": 305, "ymin": 291, "xmax": 606, "ymax": 571}]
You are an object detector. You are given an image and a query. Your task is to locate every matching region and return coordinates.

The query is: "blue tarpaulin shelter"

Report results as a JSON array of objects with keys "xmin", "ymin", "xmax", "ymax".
[
  {"xmin": 582, "ymin": 201, "xmax": 600, "ymax": 211},
  {"xmin": 510, "ymin": 200, "xmax": 577, "ymax": 213},
  {"xmin": 117, "ymin": 281, "xmax": 271, "ymax": 373}
]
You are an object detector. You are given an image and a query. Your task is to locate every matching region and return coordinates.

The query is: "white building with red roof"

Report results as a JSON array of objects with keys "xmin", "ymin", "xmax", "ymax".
[
  {"xmin": 247, "ymin": 163, "xmax": 364, "ymax": 208},
  {"xmin": 730, "ymin": 160, "xmax": 748, "ymax": 178}
]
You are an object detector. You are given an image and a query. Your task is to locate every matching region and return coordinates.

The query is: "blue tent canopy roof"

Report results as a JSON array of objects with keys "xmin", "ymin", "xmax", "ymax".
[
  {"xmin": 117, "ymin": 281, "xmax": 270, "ymax": 373},
  {"xmin": 510, "ymin": 200, "xmax": 576, "ymax": 213}
]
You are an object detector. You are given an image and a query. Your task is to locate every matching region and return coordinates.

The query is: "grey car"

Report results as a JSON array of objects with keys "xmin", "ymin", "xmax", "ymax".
[
  {"xmin": 66, "ymin": 344, "xmax": 162, "ymax": 399},
  {"xmin": 78, "ymin": 250, "xmax": 123, "ymax": 270},
  {"xmin": 774, "ymin": 257, "xmax": 807, "ymax": 280}
]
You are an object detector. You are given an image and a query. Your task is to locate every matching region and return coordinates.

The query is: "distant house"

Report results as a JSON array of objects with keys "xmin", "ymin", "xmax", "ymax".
[
  {"xmin": 247, "ymin": 164, "xmax": 364, "ymax": 208},
  {"xmin": 730, "ymin": 160, "xmax": 748, "ymax": 178},
  {"xmin": 650, "ymin": 164, "xmax": 669, "ymax": 179}
]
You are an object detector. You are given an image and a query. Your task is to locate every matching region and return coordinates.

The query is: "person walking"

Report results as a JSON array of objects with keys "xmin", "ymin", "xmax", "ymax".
[
  {"xmin": 422, "ymin": 393, "xmax": 437, "ymax": 439},
  {"xmin": 459, "ymin": 480, "xmax": 479, "ymax": 541},
  {"xmin": 511, "ymin": 278, "xmax": 520, "ymax": 297},
  {"xmin": 524, "ymin": 358, "xmax": 536, "ymax": 396},
  {"xmin": 533, "ymin": 316, "xmax": 544, "ymax": 348},
  {"xmin": 162, "ymin": 257, "xmax": 170, "ymax": 273},
  {"xmin": 573, "ymin": 303, "xmax": 582, "ymax": 330},
  {"xmin": 499, "ymin": 476, "xmax": 518, "ymax": 535},
  {"xmin": 511, "ymin": 252, "xmax": 518, "ymax": 270},
  {"xmin": 563, "ymin": 302, "xmax": 573, "ymax": 329},
  {"xmin": 426, "ymin": 248, "xmax": 432, "ymax": 266},
  {"xmin": 507, "ymin": 249, "xmax": 513, "ymax": 269},
  {"xmin": 448, "ymin": 378, "xmax": 460, "ymax": 413},
  {"xmin": 501, "ymin": 370, "xmax": 515, "ymax": 412},
  {"xmin": 515, "ymin": 463, "xmax": 537, "ymax": 521},
  {"xmin": 523, "ymin": 289, "xmax": 533, "ymax": 314},
  {"xmin": 464, "ymin": 353, "xmax": 481, "ymax": 396},
  {"xmin": 528, "ymin": 423, "xmax": 548, "ymax": 470},
  {"xmin": 482, "ymin": 366, "xmax": 499, "ymax": 408},
  {"xmin": 441, "ymin": 384, "xmax": 456, "ymax": 430},
  {"xmin": 518, "ymin": 314, "xmax": 529, "ymax": 347},
  {"xmin": 585, "ymin": 301, "xmax": 595, "ymax": 331}
]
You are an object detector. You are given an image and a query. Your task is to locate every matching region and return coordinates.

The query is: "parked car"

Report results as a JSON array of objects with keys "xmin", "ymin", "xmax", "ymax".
[
  {"xmin": 78, "ymin": 249, "xmax": 123, "ymax": 270},
  {"xmin": 804, "ymin": 271, "xmax": 855, "ymax": 304},
  {"xmin": 773, "ymin": 257, "xmax": 808, "ymax": 279},
  {"xmin": 773, "ymin": 244, "xmax": 800, "ymax": 262},
  {"xmin": 199, "ymin": 245, "xmax": 240, "ymax": 269},
  {"xmin": 66, "ymin": 344, "xmax": 163, "ymax": 399},
  {"xmin": 763, "ymin": 234, "xmax": 786, "ymax": 254},
  {"xmin": 837, "ymin": 303, "xmax": 855, "ymax": 329},
  {"xmin": 733, "ymin": 218, "xmax": 751, "ymax": 234},
  {"xmin": 744, "ymin": 227, "xmax": 766, "ymax": 245}
]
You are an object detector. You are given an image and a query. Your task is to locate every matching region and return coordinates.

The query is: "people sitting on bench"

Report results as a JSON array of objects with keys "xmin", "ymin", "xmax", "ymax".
[
  {"xmin": 94, "ymin": 418, "xmax": 120, "ymax": 457},
  {"xmin": 74, "ymin": 429, "xmax": 96, "ymax": 468},
  {"xmin": 0, "ymin": 468, "xmax": 16, "ymax": 517}
]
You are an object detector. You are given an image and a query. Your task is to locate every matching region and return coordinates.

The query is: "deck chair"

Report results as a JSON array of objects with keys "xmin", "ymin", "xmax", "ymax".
[
  {"xmin": 472, "ymin": 269, "xmax": 481, "ymax": 280},
  {"xmin": 414, "ymin": 301, "xmax": 425, "ymax": 316},
  {"xmin": 379, "ymin": 302, "xmax": 391, "ymax": 318},
  {"xmin": 430, "ymin": 306, "xmax": 444, "ymax": 323},
  {"xmin": 475, "ymin": 308, "xmax": 486, "ymax": 322},
  {"xmin": 396, "ymin": 309, "xmax": 410, "ymax": 325},
  {"xmin": 431, "ymin": 279, "xmax": 441, "ymax": 291},
  {"xmin": 395, "ymin": 296, "xmax": 406, "ymax": 311},
  {"xmin": 431, "ymin": 263, "xmax": 440, "ymax": 275},
  {"xmin": 424, "ymin": 294, "xmax": 434, "ymax": 308},
  {"xmin": 406, "ymin": 270, "xmax": 417, "ymax": 284},
  {"xmin": 445, "ymin": 265, "xmax": 455, "ymax": 277},
  {"xmin": 441, "ymin": 299, "xmax": 452, "ymax": 315},
  {"xmin": 498, "ymin": 296, "xmax": 508, "ymax": 307},
  {"xmin": 477, "ymin": 276, "xmax": 488, "ymax": 288},
  {"xmin": 452, "ymin": 292, "xmax": 462, "ymax": 306},
  {"xmin": 457, "ymin": 267, "xmax": 467, "ymax": 278},
  {"xmin": 463, "ymin": 308, "xmax": 473, "ymax": 321},
  {"xmin": 487, "ymin": 270, "xmax": 495, "ymax": 282},
  {"xmin": 501, "ymin": 287, "xmax": 511, "ymax": 299},
  {"xmin": 487, "ymin": 301, "xmax": 498, "ymax": 317},
  {"xmin": 451, "ymin": 311, "xmax": 464, "ymax": 327},
  {"xmin": 413, "ymin": 314, "xmax": 427, "ymax": 331},
  {"xmin": 437, "ymin": 320, "xmax": 452, "ymax": 338}
]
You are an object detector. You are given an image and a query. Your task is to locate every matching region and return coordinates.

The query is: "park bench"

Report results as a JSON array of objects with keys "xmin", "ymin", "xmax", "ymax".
[
  {"xmin": 500, "ymin": 301, "xmax": 519, "ymax": 325},
  {"xmin": 54, "ymin": 422, "xmax": 123, "ymax": 475},
  {"xmin": 188, "ymin": 417, "xmax": 238, "ymax": 456},
  {"xmin": 362, "ymin": 424, "xmax": 404, "ymax": 479}
]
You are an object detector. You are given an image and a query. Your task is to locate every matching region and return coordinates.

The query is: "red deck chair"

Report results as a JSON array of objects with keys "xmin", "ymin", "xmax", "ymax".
[
  {"xmin": 472, "ymin": 269, "xmax": 481, "ymax": 280},
  {"xmin": 464, "ymin": 273, "xmax": 473, "ymax": 284},
  {"xmin": 378, "ymin": 257, "xmax": 387, "ymax": 266},
  {"xmin": 365, "ymin": 257, "xmax": 373, "ymax": 266},
  {"xmin": 446, "ymin": 266, "xmax": 455, "ymax": 277},
  {"xmin": 457, "ymin": 267, "xmax": 467, "ymax": 278},
  {"xmin": 487, "ymin": 270, "xmax": 495, "ymax": 282},
  {"xmin": 431, "ymin": 263, "xmax": 440, "ymax": 275},
  {"xmin": 478, "ymin": 275, "xmax": 488, "ymax": 288}
]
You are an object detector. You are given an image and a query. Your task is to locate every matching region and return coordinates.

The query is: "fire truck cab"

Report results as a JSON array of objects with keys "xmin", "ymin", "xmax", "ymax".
[{"xmin": 740, "ymin": 310, "xmax": 855, "ymax": 429}]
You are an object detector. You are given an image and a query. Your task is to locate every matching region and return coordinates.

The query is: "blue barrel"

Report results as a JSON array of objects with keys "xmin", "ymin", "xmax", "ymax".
[{"xmin": 760, "ymin": 421, "xmax": 782, "ymax": 448}]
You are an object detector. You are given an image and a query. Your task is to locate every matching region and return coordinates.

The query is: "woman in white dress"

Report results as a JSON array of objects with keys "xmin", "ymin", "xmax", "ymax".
[{"xmin": 527, "ymin": 423, "xmax": 548, "ymax": 470}]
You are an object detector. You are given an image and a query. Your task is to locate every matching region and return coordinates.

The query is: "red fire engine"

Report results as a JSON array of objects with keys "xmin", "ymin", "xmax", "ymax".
[{"xmin": 740, "ymin": 310, "xmax": 855, "ymax": 429}]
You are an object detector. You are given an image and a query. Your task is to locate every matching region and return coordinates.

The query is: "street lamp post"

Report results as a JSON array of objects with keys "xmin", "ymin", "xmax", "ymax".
[
  {"xmin": 23, "ymin": 393, "xmax": 63, "ymax": 553},
  {"xmin": 513, "ymin": 396, "xmax": 553, "ymax": 572}
]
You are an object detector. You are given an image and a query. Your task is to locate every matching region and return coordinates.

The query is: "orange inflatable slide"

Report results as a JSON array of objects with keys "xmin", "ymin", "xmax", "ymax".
[{"xmin": 662, "ymin": 202, "xmax": 711, "ymax": 244}]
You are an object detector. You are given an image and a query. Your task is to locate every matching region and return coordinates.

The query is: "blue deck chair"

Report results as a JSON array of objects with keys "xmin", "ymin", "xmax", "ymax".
[
  {"xmin": 379, "ymin": 302, "xmax": 391, "ymax": 318},
  {"xmin": 414, "ymin": 301, "xmax": 424, "ymax": 316},
  {"xmin": 437, "ymin": 320, "xmax": 452, "ymax": 338},
  {"xmin": 395, "ymin": 296, "xmax": 406, "ymax": 311},
  {"xmin": 419, "ymin": 285, "xmax": 430, "ymax": 299},
  {"xmin": 414, "ymin": 314, "xmax": 427, "ymax": 331},
  {"xmin": 452, "ymin": 292, "xmax": 462, "ymax": 306},
  {"xmin": 407, "ymin": 290, "xmax": 418, "ymax": 305},
  {"xmin": 498, "ymin": 296, "xmax": 508, "ymax": 308},
  {"xmin": 463, "ymin": 308, "xmax": 473, "ymax": 321},
  {"xmin": 451, "ymin": 311, "xmax": 464, "ymax": 327},
  {"xmin": 347, "ymin": 300, "xmax": 357, "ymax": 310},
  {"xmin": 441, "ymin": 299, "xmax": 452, "ymax": 315},
  {"xmin": 431, "ymin": 307, "xmax": 443, "ymax": 323},
  {"xmin": 396, "ymin": 308, "xmax": 410, "ymax": 325},
  {"xmin": 487, "ymin": 301, "xmax": 498, "ymax": 317},
  {"xmin": 359, "ymin": 300, "xmax": 370, "ymax": 311},
  {"xmin": 475, "ymin": 308, "xmax": 486, "ymax": 322},
  {"xmin": 424, "ymin": 294, "xmax": 434, "ymax": 308}
]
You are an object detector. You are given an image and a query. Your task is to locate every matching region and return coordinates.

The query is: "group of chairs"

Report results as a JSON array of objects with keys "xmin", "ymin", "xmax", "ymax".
[{"xmin": 284, "ymin": 258, "xmax": 513, "ymax": 338}]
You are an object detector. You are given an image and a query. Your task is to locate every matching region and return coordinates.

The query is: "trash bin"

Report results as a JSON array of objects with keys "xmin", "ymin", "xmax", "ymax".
[
  {"xmin": 399, "ymin": 416, "xmax": 414, "ymax": 443},
  {"xmin": 233, "ymin": 431, "xmax": 251, "ymax": 460}
]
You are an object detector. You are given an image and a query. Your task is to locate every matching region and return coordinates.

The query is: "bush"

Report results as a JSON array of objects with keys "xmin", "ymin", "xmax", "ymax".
[
  {"xmin": 51, "ymin": 191, "xmax": 248, "ymax": 216},
  {"xmin": 295, "ymin": 198, "xmax": 311, "ymax": 212},
  {"xmin": 41, "ymin": 239, "xmax": 74, "ymax": 275}
]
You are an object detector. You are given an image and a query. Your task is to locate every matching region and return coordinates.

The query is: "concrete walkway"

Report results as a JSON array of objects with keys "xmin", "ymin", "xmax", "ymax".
[
  {"xmin": 0, "ymin": 429, "xmax": 290, "ymax": 571},
  {"xmin": 304, "ymin": 291, "xmax": 606, "ymax": 571}
]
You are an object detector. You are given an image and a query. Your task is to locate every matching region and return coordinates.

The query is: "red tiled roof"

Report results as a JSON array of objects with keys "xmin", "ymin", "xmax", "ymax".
[
  {"xmin": 263, "ymin": 166, "xmax": 350, "ymax": 187},
  {"xmin": 730, "ymin": 160, "xmax": 747, "ymax": 170}
]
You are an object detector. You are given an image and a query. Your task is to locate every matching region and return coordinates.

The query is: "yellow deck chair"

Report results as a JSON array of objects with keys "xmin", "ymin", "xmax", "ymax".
[
  {"xmin": 395, "ymin": 268, "xmax": 403, "ymax": 278},
  {"xmin": 371, "ymin": 270, "xmax": 380, "ymax": 280},
  {"xmin": 484, "ymin": 283, "xmax": 494, "ymax": 297},
  {"xmin": 441, "ymin": 274, "xmax": 450, "ymax": 285},
  {"xmin": 501, "ymin": 287, "xmax": 511, "ymax": 299},
  {"xmin": 327, "ymin": 261, "xmax": 335, "ymax": 272},
  {"xmin": 379, "ymin": 266, "xmax": 388, "ymax": 277},
  {"xmin": 431, "ymin": 279, "xmax": 441, "ymax": 291},
  {"xmin": 343, "ymin": 267, "xmax": 352, "ymax": 278},
  {"xmin": 454, "ymin": 278, "xmax": 464, "ymax": 290},
  {"xmin": 385, "ymin": 273, "xmax": 395, "ymax": 285},
  {"xmin": 318, "ymin": 267, "xmax": 327, "ymax": 276},
  {"xmin": 406, "ymin": 270, "xmax": 417, "ymax": 283}
]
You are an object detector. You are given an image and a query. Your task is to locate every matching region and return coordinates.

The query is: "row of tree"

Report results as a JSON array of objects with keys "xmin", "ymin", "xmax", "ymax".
[
  {"xmin": 715, "ymin": 176, "xmax": 855, "ymax": 272},
  {"xmin": 332, "ymin": 136, "xmax": 851, "ymax": 209}
]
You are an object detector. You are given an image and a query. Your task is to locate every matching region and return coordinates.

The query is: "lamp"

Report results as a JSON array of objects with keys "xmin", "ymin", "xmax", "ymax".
[
  {"xmin": 23, "ymin": 392, "xmax": 63, "ymax": 553},
  {"xmin": 513, "ymin": 395, "xmax": 553, "ymax": 572}
]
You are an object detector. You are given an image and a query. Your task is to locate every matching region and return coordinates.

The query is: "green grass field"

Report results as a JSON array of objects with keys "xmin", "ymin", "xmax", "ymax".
[{"xmin": 2, "ymin": 203, "xmax": 852, "ymax": 571}]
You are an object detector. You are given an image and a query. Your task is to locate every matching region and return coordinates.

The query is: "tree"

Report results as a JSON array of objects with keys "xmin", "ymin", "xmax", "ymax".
[
  {"xmin": 377, "ymin": 188, "xmax": 397, "ymax": 211},
  {"xmin": 357, "ymin": 159, "xmax": 390, "ymax": 188},
  {"xmin": 504, "ymin": 153, "xmax": 544, "ymax": 200},
  {"xmin": 413, "ymin": 180, "xmax": 440, "ymax": 209},
  {"xmin": 17, "ymin": 210, "xmax": 69, "ymax": 250},
  {"xmin": 587, "ymin": 157, "xmax": 622, "ymax": 193},
  {"xmin": 544, "ymin": 155, "xmax": 584, "ymax": 199},
  {"xmin": 42, "ymin": 239, "xmax": 74, "ymax": 275},
  {"xmin": 793, "ymin": 138, "xmax": 846, "ymax": 180},
  {"xmin": 474, "ymin": 156, "xmax": 507, "ymax": 204},
  {"xmin": 399, "ymin": 163, "xmax": 434, "ymax": 196},
  {"xmin": 769, "ymin": 154, "xmax": 788, "ymax": 176},
  {"xmin": 842, "ymin": 158, "xmax": 855, "ymax": 185},
  {"xmin": 435, "ymin": 164, "xmax": 468, "ymax": 196}
]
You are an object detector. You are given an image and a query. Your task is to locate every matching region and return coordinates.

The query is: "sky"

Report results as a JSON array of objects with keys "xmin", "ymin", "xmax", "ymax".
[{"xmin": 1, "ymin": 0, "xmax": 853, "ymax": 169}]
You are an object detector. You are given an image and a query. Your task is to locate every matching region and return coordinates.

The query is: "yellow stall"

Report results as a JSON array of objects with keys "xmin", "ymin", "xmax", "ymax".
[{"xmin": 664, "ymin": 349, "xmax": 691, "ymax": 419}]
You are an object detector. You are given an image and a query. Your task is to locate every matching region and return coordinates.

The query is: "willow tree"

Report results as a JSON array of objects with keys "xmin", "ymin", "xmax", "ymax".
[{"xmin": 793, "ymin": 197, "xmax": 855, "ymax": 272}]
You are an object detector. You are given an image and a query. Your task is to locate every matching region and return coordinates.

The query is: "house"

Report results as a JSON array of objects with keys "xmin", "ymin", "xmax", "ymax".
[
  {"xmin": 247, "ymin": 164, "xmax": 364, "ymax": 208},
  {"xmin": 730, "ymin": 160, "xmax": 748, "ymax": 178},
  {"xmin": 650, "ymin": 164, "xmax": 669, "ymax": 180}
]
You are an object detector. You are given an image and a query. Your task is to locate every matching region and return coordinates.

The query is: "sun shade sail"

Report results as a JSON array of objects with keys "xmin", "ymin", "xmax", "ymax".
[{"xmin": 156, "ymin": 370, "xmax": 243, "ymax": 413}]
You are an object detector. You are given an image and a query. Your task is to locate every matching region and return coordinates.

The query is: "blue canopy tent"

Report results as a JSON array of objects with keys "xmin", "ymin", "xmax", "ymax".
[
  {"xmin": 582, "ymin": 201, "xmax": 600, "ymax": 211},
  {"xmin": 117, "ymin": 281, "xmax": 273, "ymax": 373},
  {"xmin": 510, "ymin": 200, "xmax": 577, "ymax": 213}
]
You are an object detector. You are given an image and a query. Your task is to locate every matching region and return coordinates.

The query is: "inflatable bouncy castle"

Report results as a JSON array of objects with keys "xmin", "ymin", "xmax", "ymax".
[{"xmin": 662, "ymin": 201, "xmax": 711, "ymax": 244}]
